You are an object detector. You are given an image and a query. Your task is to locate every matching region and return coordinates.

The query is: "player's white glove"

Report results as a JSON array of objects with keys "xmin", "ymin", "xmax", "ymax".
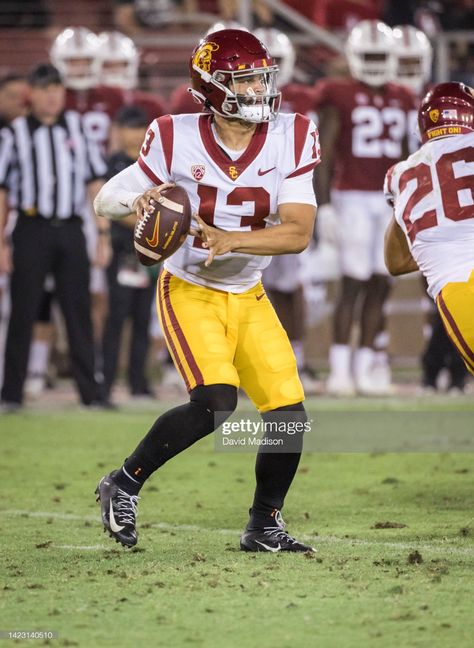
[{"xmin": 316, "ymin": 203, "xmax": 340, "ymax": 246}]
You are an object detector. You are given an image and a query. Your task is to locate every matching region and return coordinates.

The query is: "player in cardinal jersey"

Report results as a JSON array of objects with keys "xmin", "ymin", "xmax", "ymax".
[
  {"xmin": 96, "ymin": 31, "xmax": 166, "ymax": 123},
  {"xmin": 50, "ymin": 27, "xmax": 124, "ymax": 151},
  {"xmin": 384, "ymin": 82, "xmax": 474, "ymax": 376},
  {"xmin": 393, "ymin": 25, "xmax": 433, "ymax": 154},
  {"xmin": 314, "ymin": 20, "xmax": 414, "ymax": 396},
  {"xmin": 94, "ymin": 29, "xmax": 319, "ymax": 553}
]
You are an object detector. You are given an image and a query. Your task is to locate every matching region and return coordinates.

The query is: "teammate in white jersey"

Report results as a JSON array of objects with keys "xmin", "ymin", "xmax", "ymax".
[
  {"xmin": 384, "ymin": 82, "xmax": 474, "ymax": 376},
  {"xmin": 93, "ymin": 29, "xmax": 319, "ymax": 552}
]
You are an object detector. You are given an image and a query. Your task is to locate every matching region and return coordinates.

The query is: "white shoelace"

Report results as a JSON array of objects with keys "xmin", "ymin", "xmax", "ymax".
[
  {"xmin": 115, "ymin": 489, "xmax": 140, "ymax": 526},
  {"xmin": 262, "ymin": 511, "xmax": 298, "ymax": 544}
]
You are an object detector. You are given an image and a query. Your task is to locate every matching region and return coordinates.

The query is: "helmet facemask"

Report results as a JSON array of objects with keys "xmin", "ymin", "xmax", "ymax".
[
  {"xmin": 191, "ymin": 64, "xmax": 281, "ymax": 123},
  {"xmin": 349, "ymin": 51, "xmax": 395, "ymax": 87}
]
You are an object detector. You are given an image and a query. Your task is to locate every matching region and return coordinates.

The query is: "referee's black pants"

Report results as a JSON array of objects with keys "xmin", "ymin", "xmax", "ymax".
[{"xmin": 1, "ymin": 216, "xmax": 101, "ymax": 405}]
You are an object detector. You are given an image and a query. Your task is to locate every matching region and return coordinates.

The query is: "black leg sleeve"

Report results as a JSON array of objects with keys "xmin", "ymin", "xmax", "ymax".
[
  {"xmin": 118, "ymin": 384, "xmax": 238, "ymax": 489},
  {"xmin": 249, "ymin": 402, "xmax": 307, "ymax": 529}
]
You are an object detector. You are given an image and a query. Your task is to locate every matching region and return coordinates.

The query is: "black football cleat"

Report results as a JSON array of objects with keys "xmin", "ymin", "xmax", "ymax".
[
  {"xmin": 95, "ymin": 470, "xmax": 139, "ymax": 548},
  {"xmin": 240, "ymin": 510, "xmax": 315, "ymax": 553}
]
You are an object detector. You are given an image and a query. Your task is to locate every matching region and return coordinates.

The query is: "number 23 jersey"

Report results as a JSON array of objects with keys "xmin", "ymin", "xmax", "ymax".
[
  {"xmin": 137, "ymin": 112, "xmax": 319, "ymax": 292},
  {"xmin": 384, "ymin": 132, "xmax": 474, "ymax": 299},
  {"xmin": 313, "ymin": 77, "xmax": 414, "ymax": 191}
]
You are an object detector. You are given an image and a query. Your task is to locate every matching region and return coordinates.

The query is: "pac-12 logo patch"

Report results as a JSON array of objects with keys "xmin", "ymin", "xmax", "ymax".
[
  {"xmin": 429, "ymin": 109, "xmax": 440, "ymax": 123},
  {"xmin": 191, "ymin": 164, "xmax": 206, "ymax": 181}
]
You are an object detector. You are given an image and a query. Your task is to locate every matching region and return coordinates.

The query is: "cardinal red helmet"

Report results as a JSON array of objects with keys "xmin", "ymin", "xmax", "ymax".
[
  {"xmin": 418, "ymin": 82, "xmax": 474, "ymax": 143},
  {"xmin": 189, "ymin": 29, "xmax": 280, "ymax": 123}
]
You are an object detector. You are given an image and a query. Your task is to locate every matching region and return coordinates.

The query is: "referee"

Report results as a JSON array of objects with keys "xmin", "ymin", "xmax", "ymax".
[{"xmin": 0, "ymin": 64, "xmax": 111, "ymax": 410}]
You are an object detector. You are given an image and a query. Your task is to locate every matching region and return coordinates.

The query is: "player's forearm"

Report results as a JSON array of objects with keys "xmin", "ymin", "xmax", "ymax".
[
  {"xmin": 384, "ymin": 218, "xmax": 418, "ymax": 275},
  {"xmin": 94, "ymin": 166, "xmax": 144, "ymax": 220},
  {"xmin": 230, "ymin": 221, "xmax": 312, "ymax": 255}
]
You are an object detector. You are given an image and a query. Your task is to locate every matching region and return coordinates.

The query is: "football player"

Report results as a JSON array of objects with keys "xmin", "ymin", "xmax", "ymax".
[
  {"xmin": 94, "ymin": 29, "xmax": 319, "ymax": 552},
  {"xmin": 384, "ymin": 82, "xmax": 474, "ymax": 376},
  {"xmin": 392, "ymin": 28, "xmax": 468, "ymax": 392},
  {"xmin": 50, "ymin": 27, "xmax": 124, "ymax": 150},
  {"xmin": 393, "ymin": 24, "xmax": 433, "ymax": 153},
  {"xmin": 96, "ymin": 30, "xmax": 166, "ymax": 123},
  {"xmin": 314, "ymin": 20, "xmax": 414, "ymax": 395}
]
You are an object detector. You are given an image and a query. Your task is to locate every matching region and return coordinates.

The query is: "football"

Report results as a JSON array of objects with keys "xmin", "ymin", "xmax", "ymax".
[{"xmin": 134, "ymin": 185, "xmax": 191, "ymax": 266}]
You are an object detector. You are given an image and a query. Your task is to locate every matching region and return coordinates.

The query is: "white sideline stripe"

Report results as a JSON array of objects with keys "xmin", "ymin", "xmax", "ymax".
[{"xmin": 2, "ymin": 509, "xmax": 472, "ymax": 556}]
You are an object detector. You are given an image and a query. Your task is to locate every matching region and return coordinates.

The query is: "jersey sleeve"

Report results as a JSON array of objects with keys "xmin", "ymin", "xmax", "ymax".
[
  {"xmin": 278, "ymin": 115, "xmax": 319, "ymax": 206},
  {"xmin": 136, "ymin": 115, "xmax": 174, "ymax": 186}
]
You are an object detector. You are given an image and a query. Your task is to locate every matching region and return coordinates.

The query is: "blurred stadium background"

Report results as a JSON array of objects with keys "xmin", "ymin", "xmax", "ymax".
[{"xmin": 1, "ymin": 0, "xmax": 473, "ymax": 404}]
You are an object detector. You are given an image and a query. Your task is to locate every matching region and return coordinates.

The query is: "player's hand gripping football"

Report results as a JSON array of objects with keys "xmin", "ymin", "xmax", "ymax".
[
  {"xmin": 133, "ymin": 183, "xmax": 176, "ymax": 218},
  {"xmin": 191, "ymin": 213, "xmax": 236, "ymax": 267}
]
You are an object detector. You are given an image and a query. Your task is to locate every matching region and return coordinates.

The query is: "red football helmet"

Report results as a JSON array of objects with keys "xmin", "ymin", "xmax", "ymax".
[
  {"xmin": 189, "ymin": 29, "xmax": 280, "ymax": 123},
  {"xmin": 418, "ymin": 82, "xmax": 474, "ymax": 143}
]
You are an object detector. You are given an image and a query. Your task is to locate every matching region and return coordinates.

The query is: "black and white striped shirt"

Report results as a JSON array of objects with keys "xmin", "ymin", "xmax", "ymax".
[{"xmin": 0, "ymin": 110, "xmax": 107, "ymax": 219}]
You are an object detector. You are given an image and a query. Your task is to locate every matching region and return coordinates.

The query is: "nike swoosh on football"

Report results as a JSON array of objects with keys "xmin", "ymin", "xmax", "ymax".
[
  {"xmin": 145, "ymin": 211, "xmax": 161, "ymax": 248},
  {"xmin": 109, "ymin": 500, "xmax": 125, "ymax": 533},
  {"xmin": 256, "ymin": 293, "xmax": 265, "ymax": 301},
  {"xmin": 255, "ymin": 540, "xmax": 281, "ymax": 552},
  {"xmin": 258, "ymin": 166, "xmax": 276, "ymax": 176}
]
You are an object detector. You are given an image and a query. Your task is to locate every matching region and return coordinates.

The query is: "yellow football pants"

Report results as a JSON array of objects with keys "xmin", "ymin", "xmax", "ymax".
[
  {"xmin": 436, "ymin": 269, "xmax": 474, "ymax": 376},
  {"xmin": 157, "ymin": 270, "xmax": 304, "ymax": 412}
]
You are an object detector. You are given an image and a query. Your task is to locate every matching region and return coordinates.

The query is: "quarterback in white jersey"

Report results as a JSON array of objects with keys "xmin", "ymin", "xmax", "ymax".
[
  {"xmin": 134, "ymin": 110, "xmax": 318, "ymax": 292},
  {"xmin": 384, "ymin": 82, "xmax": 474, "ymax": 375},
  {"xmin": 94, "ymin": 29, "xmax": 319, "ymax": 553}
]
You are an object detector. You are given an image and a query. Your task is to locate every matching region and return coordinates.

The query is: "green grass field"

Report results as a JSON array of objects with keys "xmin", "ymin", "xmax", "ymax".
[{"xmin": 1, "ymin": 396, "xmax": 474, "ymax": 647}]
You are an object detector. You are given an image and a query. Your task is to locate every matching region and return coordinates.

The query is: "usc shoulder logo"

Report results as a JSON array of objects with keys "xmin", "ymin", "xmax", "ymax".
[
  {"xmin": 429, "ymin": 109, "xmax": 440, "ymax": 123},
  {"xmin": 193, "ymin": 42, "xmax": 219, "ymax": 73}
]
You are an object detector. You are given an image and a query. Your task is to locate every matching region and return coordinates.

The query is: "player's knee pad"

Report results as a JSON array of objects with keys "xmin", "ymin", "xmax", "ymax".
[{"xmin": 190, "ymin": 384, "xmax": 238, "ymax": 416}]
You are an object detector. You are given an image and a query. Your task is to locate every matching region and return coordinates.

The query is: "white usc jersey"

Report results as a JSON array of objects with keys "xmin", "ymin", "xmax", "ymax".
[
  {"xmin": 135, "ymin": 112, "xmax": 319, "ymax": 292},
  {"xmin": 384, "ymin": 131, "xmax": 474, "ymax": 298}
]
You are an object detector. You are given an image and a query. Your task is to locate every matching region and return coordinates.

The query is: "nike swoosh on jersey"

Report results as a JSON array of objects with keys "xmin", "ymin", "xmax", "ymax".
[
  {"xmin": 109, "ymin": 500, "xmax": 125, "ymax": 533},
  {"xmin": 255, "ymin": 540, "xmax": 281, "ymax": 552},
  {"xmin": 256, "ymin": 293, "xmax": 265, "ymax": 301},
  {"xmin": 145, "ymin": 211, "xmax": 161, "ymax": 248},
  {"xmin": 257, "ymin": 166, "xmax": 276, "ymax": 176}
]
